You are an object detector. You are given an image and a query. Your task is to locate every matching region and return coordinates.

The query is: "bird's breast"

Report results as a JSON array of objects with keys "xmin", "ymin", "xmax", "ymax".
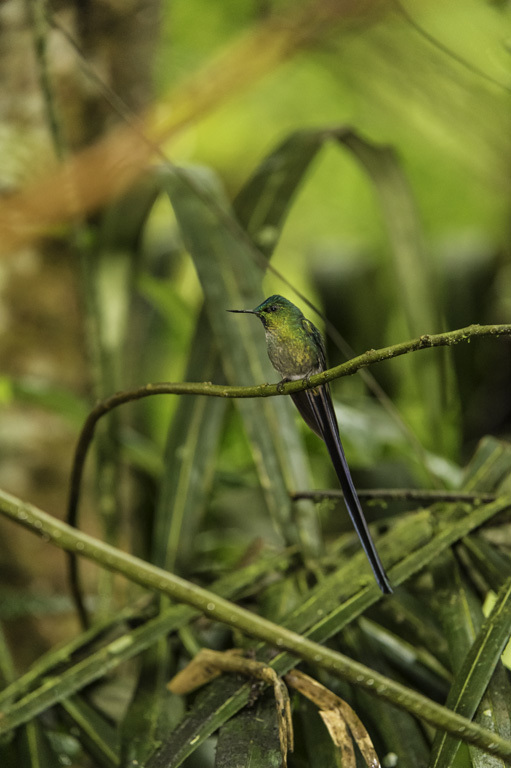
[{"xmin": 265, "ymin": 330, "xmax": 320, "ymax": 379}]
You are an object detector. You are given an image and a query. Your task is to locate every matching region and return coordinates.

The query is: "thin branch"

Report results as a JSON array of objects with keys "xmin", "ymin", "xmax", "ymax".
[
  {"xmin": 67, "ymin": 321, "xmax": 511, "ymax": 625},
  {"xmin": 68, "ymin": 321, "xmax": 511, "ymax": 522},
  {"xmin": 292, "ymin": 489, "xmax": 497, "ymax": 504},
  {"xmin": 1, "ymin": 488, "xmax": 511, "ymax": 761}
]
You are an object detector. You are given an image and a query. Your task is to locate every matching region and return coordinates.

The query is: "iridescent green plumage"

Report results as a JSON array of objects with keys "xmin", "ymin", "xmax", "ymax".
[
  {"xmin": 251, "ymin": 296, "xmax": 323, "ymax": 379},
  {"xmin": 228, "ymin": 294, "xmax": 392, "ymax": 594}
]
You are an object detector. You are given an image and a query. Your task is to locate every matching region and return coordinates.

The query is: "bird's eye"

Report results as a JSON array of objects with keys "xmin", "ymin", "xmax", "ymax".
[{"xmin": 268, "ymin": 305, "xmax": 278, "ymax": 312}]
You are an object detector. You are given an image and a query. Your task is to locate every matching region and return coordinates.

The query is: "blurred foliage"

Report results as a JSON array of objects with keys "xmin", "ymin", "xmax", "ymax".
[{"xmin": 1, "ymin": 0, "xmax": 511, "ymax": 766}]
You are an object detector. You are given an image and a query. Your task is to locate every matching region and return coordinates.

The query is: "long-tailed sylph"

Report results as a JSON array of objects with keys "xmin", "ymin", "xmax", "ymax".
[{"xmin": 228, "ymin": 294, "xmax": 392, "ymax": 594}]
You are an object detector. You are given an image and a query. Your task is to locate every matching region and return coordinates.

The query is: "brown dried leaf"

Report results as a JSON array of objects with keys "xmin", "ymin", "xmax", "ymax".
[
  {"xmin": 320, "ymin": 708, "xmax": 356, "ymax": 767},
  {"xmin": 167, "ymin": 648, "xmax": 244, "ymax": 694},
  {"xmin": 285, "ymin": 669, "xmax": 380, "ymax": 768}
]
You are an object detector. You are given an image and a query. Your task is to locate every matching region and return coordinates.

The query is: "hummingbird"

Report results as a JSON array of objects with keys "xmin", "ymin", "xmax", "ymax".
[{"xmin": 228, "ymin": 294, "xmax": 392, "ymax": 594}]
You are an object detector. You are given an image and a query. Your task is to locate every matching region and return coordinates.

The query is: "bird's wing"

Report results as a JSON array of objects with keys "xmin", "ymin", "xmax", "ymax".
[
  {"xmin": 287, "ymin": 317, "xmax": 327, "ymax": 437},
  {"xmin": 301, "ymin": 317, "xmax": 327, "ymax": 368}
]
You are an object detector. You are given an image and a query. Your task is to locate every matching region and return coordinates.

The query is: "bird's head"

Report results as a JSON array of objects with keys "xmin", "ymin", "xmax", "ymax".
[{"xmin": 227, "ymin": 295, "xmax": 303, "ymax": 331}]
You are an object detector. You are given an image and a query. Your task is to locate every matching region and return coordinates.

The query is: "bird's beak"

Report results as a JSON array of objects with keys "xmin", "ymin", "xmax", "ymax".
[{"xmin": 226, "ymin": 309, "xmax": 256, "ymax": 314}]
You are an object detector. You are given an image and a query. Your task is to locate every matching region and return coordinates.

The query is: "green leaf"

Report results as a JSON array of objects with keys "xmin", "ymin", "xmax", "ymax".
[
  {"xmin": 470, "ymin": 663, "xmax": 511, "ymax": 768},
  {"xmin": 462, "ymin": 535, "xmax": 511, "ymax": 593},
  {"xmin": 356, "ymin": 687, "xmax": 429, "ymax": 768},
  {"xmin": 462, "ymin": 437, "xmax": 511, "ymax": 493},
  {"xmin": 295, "ymin": 697, "xmax": 343, "ymax": 768},
  {"xmin": 336, "ymin": 129, "xmax": 456, "ymax": 457},
  {"xmin": 342, "ymin": 625, "xmax": 430, "ymax": 768},
  {"xmin": 429, "ymin": 553, "xmax": 511, "ymax": 765},
  {"xmin": 145, "ymin": 675, "xmax": 244, "ymax": 768},
  {"xmin": 369, "ymin": 587, "xmax": 450, "ymax": 671},
  {"xmin": 215, "ymin": 690, "xmax": 283, "ymax": 768},
  {"xmin": 18, "ymin": 720, "xmax": 58, "ymax": 768},
  {"xmin": 120, "ymin": 643, "xmax": 182, "ymax": 766},
  {"xmin": 160, "ymin": 164, "xmax": 318, "ymax": 551},
  {"xmin": 432, "ymin": 552, "xmax": 482, "ymax": 675},
  {"xmin": 152, "ymin": 308, "xmax": 226, "ymax": 571},
  {"xmin": 337, "ymin": 131, "xmax": 437, "ymax": 339},
  {"xmin": 0, "ymin": 624, "xmax": 15, "ymax": 690},
  {"xmin": 233, "ymin": 128, "xmax": 325, "ymax": 256},
  {"xmin": 153, "ymin": 129, "xmax": 327, "ymax": 570},
  {"xmin": 60, "ymin": 695, "xmax": 120, "ymax": 768},
  {"xmin": 0, "ymin": 600, "xmax": 157, "ymax": 711},
  {"xmin": 77, "ymin": 176, "xmax": 162, "ymax": 621},
  {"xmin": 429, "ymin": 577, "xmax": 511, "ymax": 768},
  {"xmin": 358, "ymin": 617, "xmax": 451, "ymax": 698}
]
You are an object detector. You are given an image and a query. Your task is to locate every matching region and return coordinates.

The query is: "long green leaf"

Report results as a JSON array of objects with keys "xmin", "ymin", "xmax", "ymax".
[
  {"xmin": 18, "ymin": 720, "xmax": 57, "ymax": 768},
  {"xmin": 215, "ymin": 690, "xmax": 283, "ymax": 768},
  {"xmin": 0, "ymin": 624, "xmax": 15, "ymax": 691},
  {"xmin": 233, "ymin": 128, "xmax": 326, "ymax": 256},
  {"xmin": 146, "ymin": 676, "xmax": 245, "ymax": 768},
  {"xmin": 120, "ymin": 643, "xmax": 181, "ymax": 767},
  {"xmin": 470, "ymin": 663, "xmax": 511, "ymax": 768},
  {"xmin": 438, "ymin": 432, "xmax": 511, "ymax": 768},
  {"xmin": 462, "ymin": 535, "xmax": 511, "ymax": 592},
  {"xmin": 0, "ymin": 600, "xmax": 157, "ymax": 710},
  {"xmin": 368, "ymin": 588, "xmax": 450, "ymax": 671},
  {"xmin": 342, "ymin": 623, "xmax": 430, "ymax": 767},
  {"xmin": 60, "ymin": 695, "xmax": 120, "ymax": 768},
  {"xmin": 462, "ymin": 436, "xmax": 511, "ymax": 493},
  {"xmin": 81, "ymin": 175, "xmax": 162, "ymax": 620},
  {"xmin": 338, "ymin": 129, "xmax": 455, "ymax": 457},
  {"xmin": 154, "ymin": 130, "xmax": 328, "ymax": 570},
  {"xmin": 429, "ymin": 577, "xmax": 511, "ymax": 768},
  {"xmin": 433, "ymin": 552, "xmax": 482, "ymax": 674},
  {"xmin": 296, "ymin": 697, "xmax": 343, "ymax": 768},
  {"xmin": 160, "ymin": 165, "xmax": 316, "ymax": 550},
  {"xmin": 152, "ymin": 308, "xmax": 226, "ymax": 571}
]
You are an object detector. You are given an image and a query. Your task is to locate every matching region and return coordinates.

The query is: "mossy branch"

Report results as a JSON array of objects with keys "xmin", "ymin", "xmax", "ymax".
[
  {"xmin": 67, "ymin": 321, "xmax": 511, "ymax": 523},
  {"xmin": 292, "ymin": 489, "xmax": 497, "ymax": 504},
  {"xmin": 67, "ymin": 321, "xmax": 511, "ymax": 625},
  {"xmin": 2, "ymin": 487, "xmax": 511, "ymax": 760}
]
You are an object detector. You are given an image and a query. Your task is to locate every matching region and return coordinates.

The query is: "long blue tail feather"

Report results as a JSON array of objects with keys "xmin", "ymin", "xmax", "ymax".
[{"xmin": 291, "ymin": 386, "xmax": 392, "ymax": 594}]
